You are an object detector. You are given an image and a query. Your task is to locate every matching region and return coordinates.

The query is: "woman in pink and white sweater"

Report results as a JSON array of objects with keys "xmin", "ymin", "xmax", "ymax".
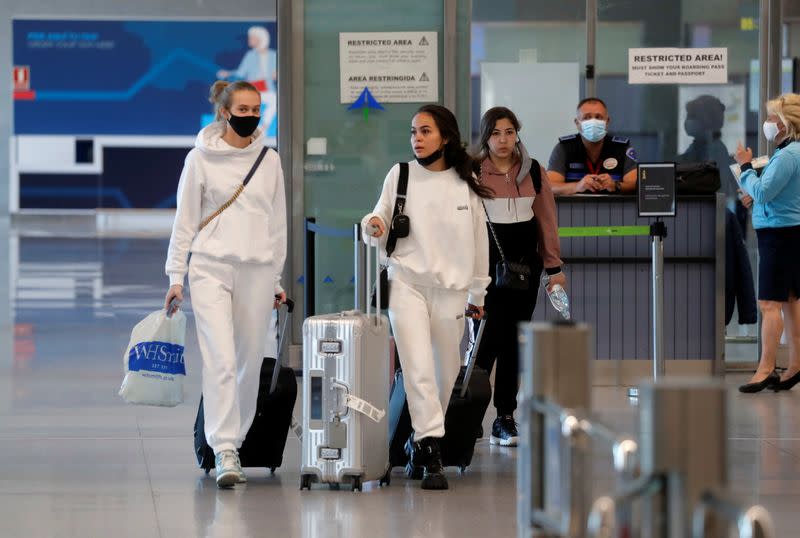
[{"xmin": 474, "ymin": 106, "xmax": 565, "ymax": 447}]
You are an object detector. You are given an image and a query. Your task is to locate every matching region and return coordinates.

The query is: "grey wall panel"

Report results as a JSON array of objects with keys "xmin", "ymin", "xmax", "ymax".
[
  {"xmin": 701, "ymin": 266, "xmax": 716, "ymax": 359},
  {"xmin": 1, "ymin": 0, "xmax": 277, "ymax": 216},
  {"xmin": 597, "ymin": 263, "xmax": 611, "ymax": 359},
  {"xmin": 621, "ymin": 264, "xmax": 637, "ymax": 359},
  {"xmin": 609, "ymin": 258, "xmax": 624, "ymax": 359},
  {"xmin": 666, "ymin": 264, "xmax": 676, "ymax": 360},
  {"xmin": 687, "ymin": 264, "xmax": 701, "ymax": 360}
]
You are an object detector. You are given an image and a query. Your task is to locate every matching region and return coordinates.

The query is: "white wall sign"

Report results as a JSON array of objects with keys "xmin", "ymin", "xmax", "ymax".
[
  {"xmin": 481, "ymin": 62, "xmax": 579, "ymax": 167},
  {"xmin": 628, "ymin": 48, "xmax": 728, "ymax": 84},
  {"xmin": 339, "ymin": 32, "xmax": 438, "ymax": 104}
]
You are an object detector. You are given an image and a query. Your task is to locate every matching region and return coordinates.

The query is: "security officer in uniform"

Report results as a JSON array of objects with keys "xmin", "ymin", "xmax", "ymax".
[{"xmin": 547, "ymin": 97, "xmax": 638, "ymax": 195}]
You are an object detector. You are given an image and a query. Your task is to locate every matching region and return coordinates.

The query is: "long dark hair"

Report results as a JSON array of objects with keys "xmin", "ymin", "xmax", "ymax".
[
  {"xmin": 416, "ymin": 104, "xmax": 493, "ymax": 199},
  {"xmin": 476, "ymin": 106, "xmax": 521, "ymax": 161}
]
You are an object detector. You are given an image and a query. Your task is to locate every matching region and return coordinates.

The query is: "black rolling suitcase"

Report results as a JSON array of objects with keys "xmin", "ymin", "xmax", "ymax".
[
  {"xmin": 194, "ymin": 299, "xmax": 298, "ymax": 474},
  {"xmin": 388, "ymin": 315, "xmax": 491, "ymax": 472}
]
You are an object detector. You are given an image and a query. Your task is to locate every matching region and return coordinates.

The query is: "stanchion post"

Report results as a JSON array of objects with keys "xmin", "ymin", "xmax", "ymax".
[
  {"xmin": 518, "ymin": 321, "xmax": 592, "ymax": 538},
  {"xmin": 651, "ymin": 220, "xmax": 667, "ymax": 381},
  {"xmin": 639, "ymin": 380, "xmax": 727, "ymax": 538}
]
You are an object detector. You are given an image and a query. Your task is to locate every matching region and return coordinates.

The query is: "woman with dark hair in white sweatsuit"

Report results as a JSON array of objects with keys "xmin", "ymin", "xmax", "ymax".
[
  {"xmin": 164, "ymin": 80, "xmax": 287, "ymax": 488},
  {"xmin": 363, "ymin": 104, "xmax": 491, "ymax": 490}
]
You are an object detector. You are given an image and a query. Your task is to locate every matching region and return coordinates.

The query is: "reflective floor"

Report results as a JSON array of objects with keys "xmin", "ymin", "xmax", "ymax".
[{"xmin": 1, "ymin": 222, "xmax": 798, "ymax": 537}]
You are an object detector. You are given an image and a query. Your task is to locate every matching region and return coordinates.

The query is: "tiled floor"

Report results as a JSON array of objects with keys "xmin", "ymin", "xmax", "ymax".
[{"xmin": 1, "ymin": 225, "xmax": 799, "ymax": 537}]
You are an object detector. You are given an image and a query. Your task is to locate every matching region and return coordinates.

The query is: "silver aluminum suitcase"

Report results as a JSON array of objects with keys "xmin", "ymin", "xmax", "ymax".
[{"xmin": 300, "ymin": 241, "xmax": 390, "ymax": 491}]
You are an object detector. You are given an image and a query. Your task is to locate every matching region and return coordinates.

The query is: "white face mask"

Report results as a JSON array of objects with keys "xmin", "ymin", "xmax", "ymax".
[{"xmin": 763, "ymin": 121, "xmax": 780, "ymax": 142}]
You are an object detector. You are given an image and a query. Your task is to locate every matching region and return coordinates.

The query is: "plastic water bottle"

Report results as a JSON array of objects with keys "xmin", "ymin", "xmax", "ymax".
[{"xmin": 541, "ymin": 274, "xmax": 571, "ymax": 320}]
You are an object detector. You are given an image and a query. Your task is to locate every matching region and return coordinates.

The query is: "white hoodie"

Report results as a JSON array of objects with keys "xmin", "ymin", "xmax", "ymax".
[
  {"xmin": 362, "ymin": 161, "xmax": 490, "ymax": 306},
  {"xmin": 165, "ymin": 121, "xmax": 287, "ymax": 292}
]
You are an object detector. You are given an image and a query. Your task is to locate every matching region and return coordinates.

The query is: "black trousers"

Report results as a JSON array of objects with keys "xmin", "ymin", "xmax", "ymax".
[{"xmin": 474, "ymin": 218, "xmax": 542, "ymax": 416}]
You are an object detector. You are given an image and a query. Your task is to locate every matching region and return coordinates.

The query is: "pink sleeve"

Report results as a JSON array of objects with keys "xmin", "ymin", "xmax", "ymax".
[{"xmin": 532, "ymin": 165, "xmax": 562, "ymax": 270}]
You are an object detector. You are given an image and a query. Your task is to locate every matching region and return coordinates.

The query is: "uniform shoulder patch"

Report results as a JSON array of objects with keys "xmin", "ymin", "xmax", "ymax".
[
  {"xmin": 559, "ymin": 134, "xmax": 578, "ymax": 143},
  {"xmin": 625, "ymin": 146, "xmax": 638, "ymax": 162},
  {"xmin": 611, "ymin": 136, "xmax": 630, "ymax": 144}
]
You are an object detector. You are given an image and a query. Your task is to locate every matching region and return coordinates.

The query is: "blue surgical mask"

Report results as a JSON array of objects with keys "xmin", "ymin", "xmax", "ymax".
[{"xmin": 580, "ymin": 119, "xmax": 607, "ymax": 143}]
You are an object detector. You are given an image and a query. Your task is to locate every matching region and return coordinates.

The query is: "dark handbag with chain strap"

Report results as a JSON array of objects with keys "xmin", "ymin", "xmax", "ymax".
[
  {"xmin": 484, "ymin": 211, "xmax": 532, "ymax": 290},
  {"xmin": 495, "ymin": 259, "xmax": 532, "ymax": 290}
]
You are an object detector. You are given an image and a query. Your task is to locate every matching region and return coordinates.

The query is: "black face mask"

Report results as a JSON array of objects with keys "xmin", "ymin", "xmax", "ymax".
[
  {"xmin": 227, "ymin": 113, "xmax": 260, "ymax": 138},
  {"xmin": 415, "ymin": 148, "xmax": 444, "ymax": 166}
]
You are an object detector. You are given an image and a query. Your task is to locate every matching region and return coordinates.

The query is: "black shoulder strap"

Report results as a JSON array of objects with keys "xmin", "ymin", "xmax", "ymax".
[
  {"xmin": 385, "ymin": 162, "xmax": 409, "ymax": 257},
  {"xmin": 242, "ymin": 147, "xmax": 269, "ymax": 186},
  {"xmin": 528, "ymin": 159, "xmax": 542, "ymax": 194}
]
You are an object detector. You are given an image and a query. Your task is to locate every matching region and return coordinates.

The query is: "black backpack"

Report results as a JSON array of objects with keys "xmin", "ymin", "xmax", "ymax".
[{"xmin": 523, "ymin": 159, "xmax": 543, "ymax": 194}]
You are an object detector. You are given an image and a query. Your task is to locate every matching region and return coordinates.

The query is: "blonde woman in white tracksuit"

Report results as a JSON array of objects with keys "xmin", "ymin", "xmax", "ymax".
[
  {"xmin": 164, "ymin": 80, "xmax": 287, "ymax": 488},
  {"xmin": 363, "ymin": 104, "xmax": 491, "ymax": 490}
]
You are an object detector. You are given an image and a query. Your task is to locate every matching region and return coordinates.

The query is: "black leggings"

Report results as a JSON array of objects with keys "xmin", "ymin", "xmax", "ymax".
[
  {"xmin": 473, "ymin": 218, "xmax": 542, "ymax": 416},
  {"xmin": 474, "ymin": 286, "xmax": 539, "ymax": 416}
]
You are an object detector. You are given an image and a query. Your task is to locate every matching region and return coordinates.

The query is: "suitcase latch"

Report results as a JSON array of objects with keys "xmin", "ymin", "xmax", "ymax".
[
  {"xmin": 319, "ymin": 340, "xmax": 343, "ymax": 355},
  {"xmin": 319, "ymin": 447, "xmax": 342, "ymax": 460}
]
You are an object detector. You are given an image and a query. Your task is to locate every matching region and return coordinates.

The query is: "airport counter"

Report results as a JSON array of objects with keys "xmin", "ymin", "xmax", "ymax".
[{"xmin": 532, "ymin": 193, "xmax": 725, "ymax": 384}]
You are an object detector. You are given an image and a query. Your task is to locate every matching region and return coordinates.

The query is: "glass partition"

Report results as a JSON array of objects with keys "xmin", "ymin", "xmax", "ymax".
[{"xmin": 302, "ymin": 0, "xmax": 445, "ymax": 314}]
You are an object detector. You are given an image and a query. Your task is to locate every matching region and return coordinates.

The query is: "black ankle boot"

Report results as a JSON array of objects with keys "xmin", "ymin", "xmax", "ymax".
[
  {"xmin": 415, "ymin": 437, "xmax": 448, "ymax": 490},
  {"xmin": 404, "ymin": 436, "xmax": 424, "ymax": 480}
]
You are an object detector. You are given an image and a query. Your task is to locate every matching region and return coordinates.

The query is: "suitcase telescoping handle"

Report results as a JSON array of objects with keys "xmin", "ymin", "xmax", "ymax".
[
  {"xmin": 364, "ymin": 233, "xmax": 382, "ymax": 327},
  {"xmin": 460, "ymin": 313, "xmax": 487, "ymax": 399},
  {"xmin": 269, "ymin": 297, "xmax": 295, "ymax": 395}
]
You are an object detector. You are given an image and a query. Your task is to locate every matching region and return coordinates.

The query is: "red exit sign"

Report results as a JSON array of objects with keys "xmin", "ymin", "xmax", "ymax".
[{"xmin": 13, "ymin": 65, "xmax": 30, "ymax": 91}]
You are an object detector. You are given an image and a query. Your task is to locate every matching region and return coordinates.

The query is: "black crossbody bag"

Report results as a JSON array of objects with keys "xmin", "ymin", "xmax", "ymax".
[
  {"xmin": 484, "ymin": 211, "xmax": 532, "ymax": 290},
  {"xmin": 371, "ymin": 162, "xmax": 409, "ymax": 309}
]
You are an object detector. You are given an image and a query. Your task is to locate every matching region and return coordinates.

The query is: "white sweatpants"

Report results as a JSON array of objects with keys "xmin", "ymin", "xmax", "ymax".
[
  {"xmin": 388, "ymin": 278, "xmax": 467, "ymax": 440},
  {"xmin": 189, "ymin": 254, "xmax": 276, "ymax": 454}
]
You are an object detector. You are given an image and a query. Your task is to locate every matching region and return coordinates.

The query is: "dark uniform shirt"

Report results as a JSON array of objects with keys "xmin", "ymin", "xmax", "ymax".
[{"xmin": 547, "ymin": 134, "xmax": 638, "ymax": 183}]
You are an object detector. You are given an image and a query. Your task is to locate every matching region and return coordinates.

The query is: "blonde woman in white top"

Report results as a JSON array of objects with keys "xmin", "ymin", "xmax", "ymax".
[{"xmin": 164, "ymin": 80, "xmax": 287, "ymax": 488}]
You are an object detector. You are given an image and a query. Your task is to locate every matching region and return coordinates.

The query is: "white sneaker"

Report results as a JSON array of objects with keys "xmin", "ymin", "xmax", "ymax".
[{"xmin": 215, "ymin": 450, "xmax": 241, "ymax": 488}]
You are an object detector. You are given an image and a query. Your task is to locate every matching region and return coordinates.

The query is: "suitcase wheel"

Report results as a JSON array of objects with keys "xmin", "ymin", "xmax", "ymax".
[
  {"xmin": 300, "ymin": 474, "xmax": 313, "ymax": 490},
  {"xmin": 459, "ymin": 465, "xmax": 467, "ymax": 474},
  {"xmin": 269, "ymin": 467, "xmax": 276, "ymax": 475},
  {"xmin": 351, "ymin": 476, "xmax": 363, "ymax": 492},
  {"xmin": 379, "ymin": 470, "xmax": 391, "ymax": 487}
]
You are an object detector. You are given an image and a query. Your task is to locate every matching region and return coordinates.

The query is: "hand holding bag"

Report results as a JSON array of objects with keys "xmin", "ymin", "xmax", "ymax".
[{"xmin": 119, "ymin": 308, "xmax": 187, "ymax": 407}]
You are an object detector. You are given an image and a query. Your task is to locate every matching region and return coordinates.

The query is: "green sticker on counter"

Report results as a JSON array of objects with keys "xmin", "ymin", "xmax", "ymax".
[{"xmin": 558, "ymin": 226, "xmax": 650, "ymax": 237}]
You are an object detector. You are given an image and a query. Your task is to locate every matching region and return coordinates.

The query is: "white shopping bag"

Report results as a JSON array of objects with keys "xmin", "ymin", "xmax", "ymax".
[{"xmin": 119, "ymin": 309, "xmax": 187, "ymax": 407}]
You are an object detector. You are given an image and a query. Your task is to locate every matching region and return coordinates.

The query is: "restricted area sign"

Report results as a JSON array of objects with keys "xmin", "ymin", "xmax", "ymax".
[
  {"xmin": 628, "ymin": 48, "xmax": 727, "ymax": 84},
  {"xmin": 339, "ymin": 31, "xmax": 438, "ymax": 104},
  {"xmin": 638, "ymin": 163, "xmax": 676, "ymax": 217}
]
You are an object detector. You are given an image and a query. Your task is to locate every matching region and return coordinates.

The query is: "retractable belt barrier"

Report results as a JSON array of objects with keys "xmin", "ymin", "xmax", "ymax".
[{"xmin": 517, "ymin": 322, "xmax": 774, "ymax": 538}]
